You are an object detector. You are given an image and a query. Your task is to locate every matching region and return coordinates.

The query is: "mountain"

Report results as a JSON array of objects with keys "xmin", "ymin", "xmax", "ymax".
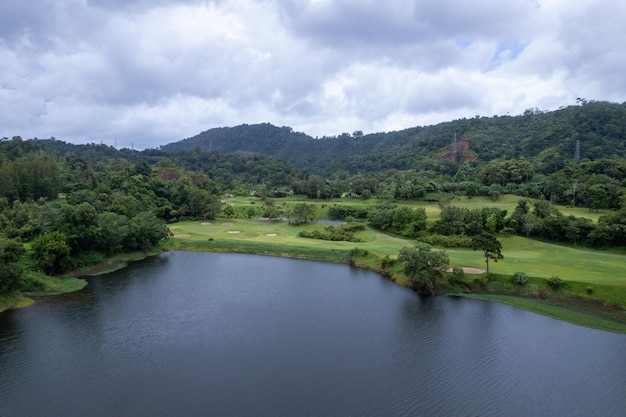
[{"xmin": 152, "ymin": 101, "xmax": 626, "ymax": 175}]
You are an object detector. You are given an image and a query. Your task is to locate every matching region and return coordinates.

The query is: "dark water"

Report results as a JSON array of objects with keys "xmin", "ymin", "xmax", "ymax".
[{"xmin": 1, "ymin": 252, "xmax": 625, "ymax": 417}]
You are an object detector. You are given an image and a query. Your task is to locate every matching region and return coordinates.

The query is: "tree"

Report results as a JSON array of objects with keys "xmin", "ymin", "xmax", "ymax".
[
  {"xmin": 286, "ymin": 203, "xmax": 316, "ymax": 225},
  {"xmin": 97, "ymin": 212, "xmax": 130, "ymax": 255},
  {"xmin": 31, "ymin": 231, "xmax": 71, "ymax": 274},
  {"xmin": 521, "ymin": 213, "xmax": 539, "ymax": 237},
  {"xmin": 126, "ymin": 212, "xmax": 170, "ymax": 250},
  {"xmin": 585, "ymin": 185, "xmax": 610, "ymax": 212},
  {"xmin": 397, "ymin": 242, "xmax": 449, "ymax": 294},
  {"xmin": 0, "ymin": 238, "xmax": 24, "ymax": 294},
  {"xmin": 470, "ymin": 232, "xmax": 503, "ymax": 275}
]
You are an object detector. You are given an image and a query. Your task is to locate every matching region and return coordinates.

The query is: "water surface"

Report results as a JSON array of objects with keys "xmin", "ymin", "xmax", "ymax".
[{"xmin": 1, "ymin": 252, "xmax": 624, "ymax": 417}]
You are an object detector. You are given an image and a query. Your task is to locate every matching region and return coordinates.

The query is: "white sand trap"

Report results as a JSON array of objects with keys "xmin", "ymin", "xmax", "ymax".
[
  {"xmin": 266, "ymin": 233, "xmax": 278, "ymax": 237},
  {"xmin": 447, "ymin": 267, "xmax": 485, "ymax": 274},
  {"xmin": 222, "ymin": 222, "xmax": 234, "ymax": 226},
  {"xmin": 227, "ymin": 230, "xmax": 240, "ymax": 234},
  {"xmin": 201, "ymin": 222, "xmax": 212, "ymax": 226},
  {"xmin": 173, "ymin": 234, "xmax": 190, "ymax": 238}
]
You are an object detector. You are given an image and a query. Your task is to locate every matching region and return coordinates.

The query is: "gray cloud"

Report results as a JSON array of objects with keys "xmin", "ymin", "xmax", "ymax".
[{"xmin": 0, "ymin": 0, "xmax": 624, "ymax": 149}]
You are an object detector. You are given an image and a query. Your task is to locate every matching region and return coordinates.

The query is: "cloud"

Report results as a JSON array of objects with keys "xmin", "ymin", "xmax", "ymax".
[{"xmin": 0, "ymin": 0, "xmax": 624, "ymax": 149}]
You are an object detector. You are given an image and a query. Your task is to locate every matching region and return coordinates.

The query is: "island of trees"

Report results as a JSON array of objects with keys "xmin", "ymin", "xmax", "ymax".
[{"xmin": 1, "ymin": 100, "xmax": 625, "ymax": 332}]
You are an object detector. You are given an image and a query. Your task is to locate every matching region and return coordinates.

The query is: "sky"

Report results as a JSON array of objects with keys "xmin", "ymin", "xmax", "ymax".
[{"xmin": 1, "ymin": 0, "xmax": 625, "ymax": 150}]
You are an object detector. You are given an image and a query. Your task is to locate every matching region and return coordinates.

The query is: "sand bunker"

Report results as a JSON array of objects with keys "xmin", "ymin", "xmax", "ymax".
[
  {"xmin": 222, "ymin": 222, "xmax": 234, "ymax": 226},
  {"xmin": 227, "ymin": 231, "xmax": 240, "ymax": 234},
  {"xmin": 266, "ymin": 233, "xmax": 278, "ymax": 237},
  {"xmin": 173, "ymin": 234, "xmax": 190, "ymax": 238},
  {"xmin": 201, "ymin": 222, "xmax": 212, "ymax": 226},
  {"xmin": 447, "ymin": 267, "xmax": 485, "ymax": 274}
]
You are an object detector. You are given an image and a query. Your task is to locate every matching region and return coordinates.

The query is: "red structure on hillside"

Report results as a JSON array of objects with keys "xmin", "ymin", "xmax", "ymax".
[{"xmin": 439, "ymin": 140, "xmax": 476, "ymax": 163}]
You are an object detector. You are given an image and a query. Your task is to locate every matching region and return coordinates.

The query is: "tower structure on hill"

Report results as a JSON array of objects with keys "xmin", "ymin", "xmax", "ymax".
[{"xmin": 452, "ymin": 132, "xmax": 457, "ymax": 155}]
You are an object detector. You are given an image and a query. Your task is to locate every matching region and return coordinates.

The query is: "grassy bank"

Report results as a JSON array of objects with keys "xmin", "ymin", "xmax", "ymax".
[
  {"xmin": 462, "ymin": 294, "xmax": 626, "ymax": 334},
  {"xmin": 167, "ymin": 218, "xmax": 626, "ymax": 333},
  {"xmin": 0, "ymin": 292, "xmax": 35, "ymax": 313},
  {"xmin": 0, "ymin": 274, "xmax": 87, "ymax": 314},
  {"xmin": 0, "ymin": 250, "xmax": 162, "ymax": 314}
]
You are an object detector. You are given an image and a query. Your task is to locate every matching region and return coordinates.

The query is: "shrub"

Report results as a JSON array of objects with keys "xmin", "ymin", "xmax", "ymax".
[
  {"xmin": 513, "ymin": 271, "xmax": 528, "ymax": 286},
  {"xmin": 349, "ymin": 247, "xmax": 368, "ymax": 257},
  {"xmin": 547, "ymin": 276, "xmax": 564, "ymax": 290},
  {"xmin": 586, "ymin": 286, "xmax": 594, "ymax": 295},
  {"xmin": 452, "ymin": 267, "xmax": 465, "ymax": 278},
  {"xmin": 448, "ymin": 268, "xmax": 465, "ymax": 284},
  {"xmin": 501, "ymin": 227, "xmax": 516, "ymax": 236},
  {"xmin": 450, "ymin": 267, "xmax": 465, "ymax": 283},
  {"xmin": 381, "ymin": 255, "xmax": 396, "ymax": 268}
]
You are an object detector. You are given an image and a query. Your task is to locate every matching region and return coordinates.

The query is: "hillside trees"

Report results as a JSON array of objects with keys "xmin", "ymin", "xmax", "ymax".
[
  {"xmin": 31, "ymin": 231, "xmax": 72, "ymax": 275},
  {"xmin": 478, "ymin": 157, "xmax": 535, "ymax": 186},
  {"xmin": 0, "ymin": 151, "xmax": 62, "ymax": 201},
  {"xmin": 0, "ymin": 238, "xmax": 25, "ymax": 293}
]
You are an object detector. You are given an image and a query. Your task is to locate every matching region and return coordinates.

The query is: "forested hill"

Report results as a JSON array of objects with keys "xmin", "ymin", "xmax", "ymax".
[{"xmin": 160, "ymin": 101, "xmax": 626, "ymax": 174}]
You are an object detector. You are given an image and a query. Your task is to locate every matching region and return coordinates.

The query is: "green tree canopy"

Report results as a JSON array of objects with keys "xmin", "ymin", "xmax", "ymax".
[
  {"xmin": 0, "ymin": 238, "xmax": 25, "ymax": 294},
  {"xmin": 470, "ymin": 232, "xmax": 503, "ymax": 275},
  {"xmin": 31, "ymin": 231, "xmax": 71, "ymax": 275},
  {"xmin": 397, "ymin": 242, "xmax": 449, "ymax": 294}
]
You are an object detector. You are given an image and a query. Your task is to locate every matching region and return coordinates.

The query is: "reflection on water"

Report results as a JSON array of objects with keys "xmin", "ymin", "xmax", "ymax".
[{"xmin": 1, "ymin": 252, "xmax": 625, "ymax": 417}]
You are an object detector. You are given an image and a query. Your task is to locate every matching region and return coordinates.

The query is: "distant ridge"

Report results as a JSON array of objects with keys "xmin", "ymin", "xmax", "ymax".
[{"xmin": 159, "ymin": 101, "xmax": 626, "ymax": 174}]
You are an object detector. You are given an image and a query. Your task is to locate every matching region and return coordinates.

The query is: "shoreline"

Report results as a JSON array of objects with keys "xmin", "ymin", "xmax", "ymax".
[
  {"xmin": 3, "ymin": 242, "xmax": 625, "ymax": 334},
  {"xmin": 165, "ymin": 240, "xmax": 626, "ymax": 334},
  {"xmin": 0, "ymin": 250, "xmax": 162, "ymax": 315}
]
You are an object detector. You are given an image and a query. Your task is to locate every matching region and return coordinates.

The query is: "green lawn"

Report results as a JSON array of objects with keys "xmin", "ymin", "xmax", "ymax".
[
  {"xmin": 446, "ymin": 235, "xmax": 626, "ymax": 285},
  {"xmin": 169, "ymin": 219, "xmax": 625, "ymax": 286},
  {"xmin": 168, "ymin": 219, "xmax": 408, "ymax": 259}
]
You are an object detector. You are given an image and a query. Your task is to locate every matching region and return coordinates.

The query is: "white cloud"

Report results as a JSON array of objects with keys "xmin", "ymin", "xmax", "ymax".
[{"xmin": 0, "ymin": 0, "xmax": 624, "ymax": 148}]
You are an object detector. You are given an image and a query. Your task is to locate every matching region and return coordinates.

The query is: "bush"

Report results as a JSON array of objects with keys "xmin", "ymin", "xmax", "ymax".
[
  {"xmin": 547, "ymin": 276, "xmax": 565, "ymax": 290},
  {"xmin": 450, "ymin": 267, "xmax": 465, "ymax": 283},
  {"xmin": 381, "ymin": 255, "xmax": 396, "ymax": 268},
  {"xmin": 349, "ymin": 247, "xmax": 368, "ymax": 258},
  {"xmin": 328, "ymin": 206, "xmax": 369, "ymax": 220},
  {"xmin": 298, "ymin": 224, "xmax": 364, "ymax": 242},
  {"xmin": 69, "ymin": 251, "xmax": 106, "ymax": 269},
  {"xmin": 501, "ymin": 227, "xmax": 516, "ymax": 236},
  {"xmin": 513, "ymin": 271, "xmax": 528, "ymax": 286},
  {"xmin": 586, "ymin": 286, "xmax": 594, "ymax": 295}
]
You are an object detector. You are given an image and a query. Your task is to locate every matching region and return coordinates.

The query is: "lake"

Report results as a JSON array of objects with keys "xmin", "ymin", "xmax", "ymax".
[{"xmin": 1, "ymin": 251, "xmax": 625, "ymax": 417}]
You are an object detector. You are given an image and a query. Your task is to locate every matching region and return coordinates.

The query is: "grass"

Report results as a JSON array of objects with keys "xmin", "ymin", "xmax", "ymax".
[
  {"xmin": 167, "ymin": 219, "xmax": 408, "ymax": 260},
  {"xmin": 0, "ymin": 274, "xmax": 87, "ymax": 314},
  {"xmin": 462, "ymin": 293, "xmax": 626, "ymax": 334},
  {"xmin": 0, "ymin": 292, "xmax": 35, "ymax": 312}
]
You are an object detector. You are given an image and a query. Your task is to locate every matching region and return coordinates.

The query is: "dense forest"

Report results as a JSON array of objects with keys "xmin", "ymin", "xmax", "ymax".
[
  {"xmin": 1, "ymin": 100, "xmax": 625, "ymax": 298},
  {"xmin": 162, "ymin": 100, "xmax": 626, "ymax": 174}
]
